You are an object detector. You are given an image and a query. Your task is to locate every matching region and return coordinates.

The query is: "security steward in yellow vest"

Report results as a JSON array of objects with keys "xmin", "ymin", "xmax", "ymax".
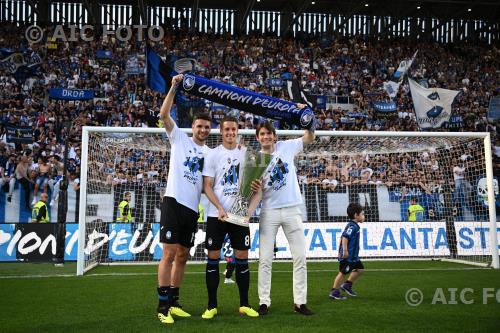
[
  {"xmin": 32, "ymin": 193, "xmax": 50, "ymax": 223},
  {"xmin": 117, "ymin": 192, "xmax": 133, "ymax": 222},
  {"xmin": 408, "ymin": 197, "xmax": 425, "ymax": 222}
]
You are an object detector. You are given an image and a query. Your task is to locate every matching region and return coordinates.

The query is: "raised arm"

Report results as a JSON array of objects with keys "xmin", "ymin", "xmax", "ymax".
[
  {"xmin": 160, "ymin": 74, "xmax": 183, "ymax": 134},
  {"xmin": 302, "ymin": 129, "xmax": 316, "ymax": 146},
  {"xmin": 296, "ymin": 103, "xmax": 316, "ymax": 146}
]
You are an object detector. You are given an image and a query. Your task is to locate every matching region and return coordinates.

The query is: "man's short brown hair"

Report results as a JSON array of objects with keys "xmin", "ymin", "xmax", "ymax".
[
  {"xmin": 193, "ymin": 112, "xmax": 211, "ymax": 123},
  {"xmin": 256, "ymin": 121, "xmax": 276, "ymax": 137},
  {"xmin": 220, "ymin": 115, "xmax": 238, "ymax": 128}
]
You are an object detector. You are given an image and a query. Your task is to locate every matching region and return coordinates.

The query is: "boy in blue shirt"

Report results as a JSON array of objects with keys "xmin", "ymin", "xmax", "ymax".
[{"xmin": 329, "ymin": 203, "xmax": 365, "ymax": 300}]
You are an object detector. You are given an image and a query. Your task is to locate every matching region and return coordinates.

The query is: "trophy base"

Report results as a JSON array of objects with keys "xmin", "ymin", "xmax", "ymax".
[{"xmin": 224, "ymin": 213, "xmax": 250, "ymax": 227}]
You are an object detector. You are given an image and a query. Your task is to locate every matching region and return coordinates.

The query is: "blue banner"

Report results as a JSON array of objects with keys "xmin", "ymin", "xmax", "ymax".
[
  {"xmin": 146, "ymin": 48, "xmax": 316, "ymax": 130},
  {"xmin": 372, "ymin": 101, "xmax": 397, "ymax": 118},
  {"xmin": 346, "ymin": 112, "xmax": 368, "ymax": 118},
  {"xmin": 488, "ymin": 96, "xmax": 500, "ymax": 122},
  {"xmin": 48, "ymin": 88, "xmax": 94, "ymax": 100},
  {"xmin": 314, "ymin": 95, "xmax": 327, "ymax": 109},
  {"xmin": 1, "ymin": 222, "xmax": 499, "ymax": 262},
  {"xmin": 6, "ymin": 125, "xmax": 32, "ymax": 144},
  {"xmin": 96, "ymin": 50, "xmax": 112, "ymax": 59},
  {"xmin": 266, "ymin": 78, "xmax": 284, "ymax": 87},
  {"xmin": 444, "ymin": 114, "xmax": 464, "ymax": 129},
  {"xmin": 180, "ymin": 73, "xmax": 316, "ymax": 130},
  {"xmin": 126, "ymin": 54, "xmax": 143, "ymax": 75}
]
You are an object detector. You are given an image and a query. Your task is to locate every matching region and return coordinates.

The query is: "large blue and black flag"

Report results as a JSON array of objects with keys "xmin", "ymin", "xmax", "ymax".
[{"xmin": 146, "ymin": 47, "xmax": 173, "ymax": 94}]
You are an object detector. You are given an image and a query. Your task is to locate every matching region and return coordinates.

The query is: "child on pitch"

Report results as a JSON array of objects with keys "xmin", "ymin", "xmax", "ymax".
[{"xmin": 329, "ymin": 203, "xmax": 365, "ymax": 300}]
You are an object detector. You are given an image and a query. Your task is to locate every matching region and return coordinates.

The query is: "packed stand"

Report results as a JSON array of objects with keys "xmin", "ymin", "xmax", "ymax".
[{"xmin": 0, "ymin": 23, "xmax": 499, "ymax": 213}]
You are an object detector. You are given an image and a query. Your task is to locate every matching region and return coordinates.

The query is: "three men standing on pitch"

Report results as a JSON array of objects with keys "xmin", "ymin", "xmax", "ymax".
[
  {"xmin": 201, "ymin": 116, "xmax": 261, "ymax": 319},
  {"xmin": 157, "ymin": 74, "xmax": 212, "ymax": 325}
]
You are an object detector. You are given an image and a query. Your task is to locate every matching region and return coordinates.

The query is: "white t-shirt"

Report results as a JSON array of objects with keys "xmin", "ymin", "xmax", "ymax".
[
  {"xmin": 202, "ymin": 145, "xmax": 245, "ymax": 217},
  {"xmin": 261, "ymin": 138, "xmax": 304, "ymax": 209},
  {"xmin": 165, "ymin": 125, "xmax": 210, "ymax": 213}
]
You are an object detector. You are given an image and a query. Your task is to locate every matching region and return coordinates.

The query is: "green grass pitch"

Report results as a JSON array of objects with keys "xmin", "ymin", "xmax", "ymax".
[{"xmin": 1, "ymin": 261, "xmax": 499, "ymax": 333}]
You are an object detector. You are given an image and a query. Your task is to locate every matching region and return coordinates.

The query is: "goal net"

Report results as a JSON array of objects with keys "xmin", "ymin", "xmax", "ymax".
[{"xmin": 77, "ymin": 127, "xmax": 499, "ymax": 275}]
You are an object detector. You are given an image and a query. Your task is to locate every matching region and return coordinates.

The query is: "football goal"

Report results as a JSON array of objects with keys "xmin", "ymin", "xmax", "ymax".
[{"xmin": 77, "ymin": 127, "xmax": 499, "ymax": 275}]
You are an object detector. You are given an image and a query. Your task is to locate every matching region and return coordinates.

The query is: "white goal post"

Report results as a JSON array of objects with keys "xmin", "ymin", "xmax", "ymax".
[{"xmin": 77, "ymin": 127, "xmax": 499, "ymax": 275}]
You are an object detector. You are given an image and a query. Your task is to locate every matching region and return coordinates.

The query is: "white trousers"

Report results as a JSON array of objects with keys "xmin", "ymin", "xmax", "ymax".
[{"xmin": 258, "ymin": 205, "xmax": 307, "ymax": 306}]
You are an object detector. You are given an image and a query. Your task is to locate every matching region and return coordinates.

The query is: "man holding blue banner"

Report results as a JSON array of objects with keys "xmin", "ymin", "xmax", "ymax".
[{"xmin": 156, "ymin": 74, "xmax": 212, "ymax": 325}]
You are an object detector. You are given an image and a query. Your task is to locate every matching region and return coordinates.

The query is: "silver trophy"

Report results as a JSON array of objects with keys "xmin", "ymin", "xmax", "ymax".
[{"xmin": 224, "ymin": 149, "xmax": 272, "ymax": 227}]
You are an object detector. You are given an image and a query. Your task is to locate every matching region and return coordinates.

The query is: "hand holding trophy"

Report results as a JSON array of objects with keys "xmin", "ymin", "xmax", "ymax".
[{"xmin": 224, "ymin": 149, "xmax": 272, "ymax": 226}]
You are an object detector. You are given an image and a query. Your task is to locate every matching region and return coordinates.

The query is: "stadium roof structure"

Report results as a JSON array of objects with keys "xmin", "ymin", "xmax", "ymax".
[
  {"xmin": 7, "ymin": 0, "xmax": 498, "ymax": 42},
  {"xmin": 100, "ymin": 0, "xmax": 499, "ymax": 20}
]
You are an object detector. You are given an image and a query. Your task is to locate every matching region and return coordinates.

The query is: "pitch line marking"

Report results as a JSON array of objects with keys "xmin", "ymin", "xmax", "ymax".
[{"xmin": 0, "ymin": 267, "xmax": 488, "ymax": 279}]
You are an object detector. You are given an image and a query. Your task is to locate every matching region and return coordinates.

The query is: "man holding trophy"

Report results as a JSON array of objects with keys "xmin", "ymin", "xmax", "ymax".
[{"xmin": 201, "ymin": 115, "xmax": 268, "ymax": 319}]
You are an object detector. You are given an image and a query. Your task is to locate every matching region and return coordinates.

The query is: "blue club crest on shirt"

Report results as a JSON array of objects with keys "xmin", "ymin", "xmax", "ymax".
[
  {"xmin": 183, "ymin": 155, "xmax": 204, "ymax": 174},
  {"xmin": 267, "ymin": 158, "xmax": 289, "ymax": 189},
  {"xmin": 220, "ymin": 163, "xmax": 239, "ymax": 186}
]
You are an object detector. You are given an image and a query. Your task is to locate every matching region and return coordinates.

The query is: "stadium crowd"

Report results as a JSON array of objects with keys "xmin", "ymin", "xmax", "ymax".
[{"xmin": 0, "ymin": 22, "xmax": 498, "ymax": 211}]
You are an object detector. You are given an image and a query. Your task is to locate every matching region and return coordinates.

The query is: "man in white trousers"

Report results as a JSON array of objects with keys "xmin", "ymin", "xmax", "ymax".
[{"xmin": 255, "ymin": 119, "xmax": 315, "ymax": 316}]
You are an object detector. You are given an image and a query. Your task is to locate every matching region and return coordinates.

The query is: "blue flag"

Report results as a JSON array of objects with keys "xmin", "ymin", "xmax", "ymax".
[{"xmin": 146, "ymin": 47, "xmax": 172, "ymax": 94}]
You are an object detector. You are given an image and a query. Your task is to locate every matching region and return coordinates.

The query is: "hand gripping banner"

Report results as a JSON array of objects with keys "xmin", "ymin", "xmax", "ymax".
[
  {"xmin": 146, "ymin": 48, "xmax": 316, "ymax": 130},
  {"xmin": 180, "ymin": 73, "xmax": 316, "ymax": 130}
]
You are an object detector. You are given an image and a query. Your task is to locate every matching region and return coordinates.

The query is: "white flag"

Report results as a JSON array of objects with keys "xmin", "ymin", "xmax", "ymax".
[
  {"xmin": 383, "ymin": 81, "xmax": 401, "ymax": 99},
  {"xmin": 394, "ymin": 50, "xmax": 418, "ymax": 80},
  {"xmin": 408, "ymin": 78, "xmax": 459, "ymax": 129},
  {"xmin": 393, "ymin": 60, "xmax": 407, "ymax": 80}
]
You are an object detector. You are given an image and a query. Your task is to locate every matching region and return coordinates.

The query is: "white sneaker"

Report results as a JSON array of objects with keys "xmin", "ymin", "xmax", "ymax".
[
  {"xmin": 31, "ymin": 197, "xmax": 37, "ymax": 205},
  {"xmin": 224, "ymin": 278, "xmax": 235, "ymax": 284}
]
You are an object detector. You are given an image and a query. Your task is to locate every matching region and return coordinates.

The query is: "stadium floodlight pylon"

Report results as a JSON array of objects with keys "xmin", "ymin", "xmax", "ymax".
[{"xmin": 77, "ymin": 127, "xmax": 499, "ymax": 275}]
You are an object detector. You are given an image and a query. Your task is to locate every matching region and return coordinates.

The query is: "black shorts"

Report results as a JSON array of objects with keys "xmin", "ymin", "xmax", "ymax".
[
  {"xmin": 339, "ymin": 260, "xmax": 364, "ymax": 274},
  {"xmin": 160, "ymin": 196, "xmax": 199, "ymax": 247},
  {"xmin": 205, "ymin": 217, "xmax": 250, "ymax": 251}
]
